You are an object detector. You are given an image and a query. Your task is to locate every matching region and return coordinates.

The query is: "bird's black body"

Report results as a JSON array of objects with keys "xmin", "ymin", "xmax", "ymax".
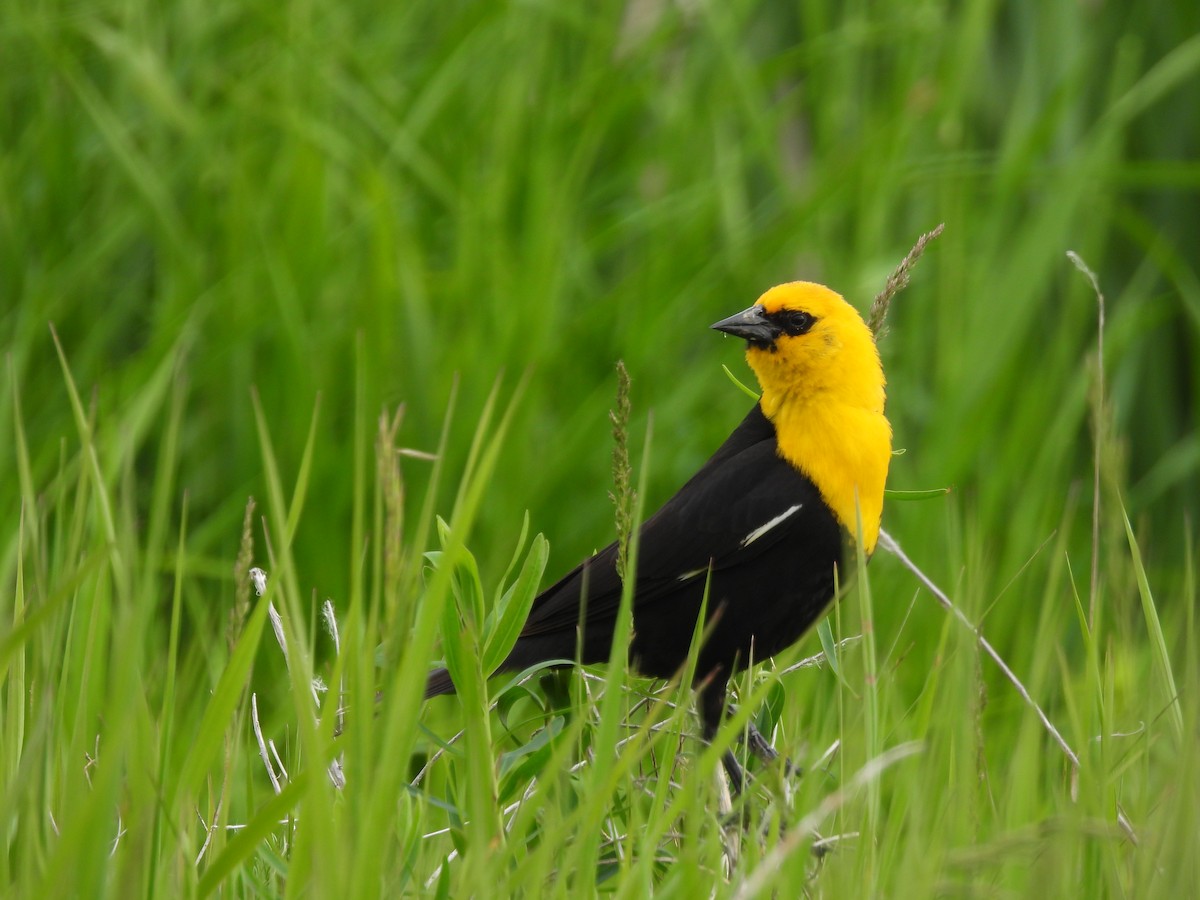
[{"xmin": 425, "ymin": 402, "xmax": 845, "ymax": 742}]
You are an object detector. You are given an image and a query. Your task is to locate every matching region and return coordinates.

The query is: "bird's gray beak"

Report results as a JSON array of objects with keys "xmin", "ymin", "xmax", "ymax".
[{"xmin": 711, "ymin": 305, "xmax": 779, "ymax": 344}]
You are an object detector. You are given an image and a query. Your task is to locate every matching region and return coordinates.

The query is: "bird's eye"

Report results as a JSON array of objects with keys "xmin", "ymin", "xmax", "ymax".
[{"xmin": 779, "ymin": 310, "xmax": 815, "ymax": 336}]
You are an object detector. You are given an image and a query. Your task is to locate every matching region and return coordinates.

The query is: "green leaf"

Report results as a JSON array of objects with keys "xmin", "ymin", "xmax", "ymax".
[
  {"xmin": 884, "ymin": 487, "xmax": 951, "ymax": 501},
  {"xmin": 817, "ymin": 618, "xmax": 847, "ymax": 683},
  {"xmin": 455, "ymin": 549, "xmax": 486, "ymax": 632},
  {"xmin": 197, "ymin": 769, "xmax": 312, "ymax": 897},
  {"xmin": 176, "ymin": 586, "xmax": 271, "ymax": 803},
  {"xmin": 1122, "ymin": 502, "xmax": 1183, "ymax": 739},
  {"xmin": 439, "ymin": 579, "xmax": 471, "ymax": 702},
  {"xmin": 483, "ymin": 533, "xmax": 549, "ymax": 676},
  {"xmin": 494, "ymin": 510, "xmax": 532, "ymax": 606},
  {"xmin": 499, "ymin": 716, "xmax": 564, "ymax": 783},
  {"xmin": 437, "ymin": 519, "xmax": 486, "ymax": 631},
  {"xmin": 754, "ymin": 680, "xmax": 786, "ymax": 737},
  {"xmin": 721, "ymin": 364, "xmax": 761, "ymax": 400}
]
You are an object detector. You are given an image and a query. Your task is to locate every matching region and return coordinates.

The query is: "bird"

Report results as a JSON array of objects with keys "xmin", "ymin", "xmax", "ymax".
[{"xmin": 425, "ymin": 281, "xmax": 891, "ymax": 789}]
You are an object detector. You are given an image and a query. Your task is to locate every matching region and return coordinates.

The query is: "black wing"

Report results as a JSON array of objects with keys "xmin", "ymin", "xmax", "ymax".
[{"xmin": 503, "ymin": 404, "xmax": 842, "ymax": 676}]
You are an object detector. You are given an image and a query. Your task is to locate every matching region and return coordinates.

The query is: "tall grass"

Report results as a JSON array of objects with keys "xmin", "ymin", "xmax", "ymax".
[{"xmin": 2, "ymin": 0, "xmax": 1198, "ymax": 894}]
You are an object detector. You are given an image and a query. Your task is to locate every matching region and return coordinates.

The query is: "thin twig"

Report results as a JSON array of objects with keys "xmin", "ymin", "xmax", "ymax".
[
  {"xmin": 878, "ymin": 528, "xmax": 1081, "ymax": 768},
  {"xmin": 777, "ymin": 635, "xmax": 862, "ymax": 676},
  {"xmin": 268, "ymin": 604, "xmax": 288, "ymax": 668},
  {"xmin": 322, "ymin": 599, "xmax": 347, "ymax": 739},
  {"xmin": 229, "ymin": 500, "xmax": 257, "ymax": 650},
  {"xmin": 269, "ymin": 740, "xmax": 289, "ymax": 783},
  {"xmin": 252, "ymin": 694, "xmax": 283, "ymax": 794},
  {"xmin": 877, "ymin": 533, "xmax": 1139, "ymax": 836},
  {"xmin": 868, "ymin": 224, "xmax": 945, "ymax": 336},
  {"xmin": 812, "ymin": 739, "xmax": 841, "ymax": 774},
  {"xmin": 733, "ymin": 742, "xmax": 924, "ymax": 898},
  {"xmin": 194, "ymin": 797, "xmax": 223, "ymax": 865},
  {"xmin": 610, "ymin": 360, "xmax": 636, "ymax": 581}
]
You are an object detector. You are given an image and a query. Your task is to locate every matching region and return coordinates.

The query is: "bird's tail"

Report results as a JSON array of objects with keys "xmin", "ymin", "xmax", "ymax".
[{"xmin": 424, "ymin": 667, "xmax": 456, "ymax": 699}]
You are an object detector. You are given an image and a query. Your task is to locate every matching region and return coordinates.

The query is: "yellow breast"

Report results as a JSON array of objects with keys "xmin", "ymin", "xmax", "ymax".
[{"xmin": 745, "ymin": 282, "xmax": 892, "ymax": 553}]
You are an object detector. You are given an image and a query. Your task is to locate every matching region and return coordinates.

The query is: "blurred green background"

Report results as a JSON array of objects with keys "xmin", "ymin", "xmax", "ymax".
[
  {"xmin": 3, "ymin": 0, "xmax": 1199, "ymax": 892},
  {"xmin": 5, "ymin": 1, "xmax": 1197, "ymax": 592}
]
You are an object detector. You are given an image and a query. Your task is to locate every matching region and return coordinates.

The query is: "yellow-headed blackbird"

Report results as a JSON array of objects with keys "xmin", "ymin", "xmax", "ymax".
[{"xmin": 425, "ymin": 282, "xmax": 891, "ymax": 786}]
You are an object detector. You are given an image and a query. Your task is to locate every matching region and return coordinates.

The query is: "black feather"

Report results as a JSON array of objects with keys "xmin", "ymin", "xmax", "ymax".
[{"xmin": 423, "ymin": 402, "xmax": 844, "ymax": 742}]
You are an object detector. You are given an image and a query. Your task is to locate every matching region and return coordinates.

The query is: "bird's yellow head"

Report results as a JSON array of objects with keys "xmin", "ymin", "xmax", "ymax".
[{"xmin": 713, "ymin": 282, "xmax": 892, "ymax": 551}]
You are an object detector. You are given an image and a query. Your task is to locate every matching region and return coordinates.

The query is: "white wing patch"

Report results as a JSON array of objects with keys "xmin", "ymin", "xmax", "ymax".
[
  {"xmin": 676, "ymin": 567, "xmax": 709, "ymax": 583},
  {"xmin": 740, "ymin": 504, "xmax": 802, "ymax": 547}
]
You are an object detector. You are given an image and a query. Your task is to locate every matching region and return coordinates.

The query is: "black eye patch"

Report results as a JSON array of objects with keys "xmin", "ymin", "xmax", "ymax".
[{"xmin": 769, "ymin": 309, "xmax": 816, "ymax": 337}]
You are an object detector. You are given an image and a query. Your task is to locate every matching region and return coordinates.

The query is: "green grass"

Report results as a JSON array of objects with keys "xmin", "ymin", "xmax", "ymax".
[{"xmin": 3, "ymin": 0, "xmax": 1199, "ymax": 895}]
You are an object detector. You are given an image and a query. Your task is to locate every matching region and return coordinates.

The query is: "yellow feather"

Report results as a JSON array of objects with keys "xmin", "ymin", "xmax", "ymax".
[{"xmin": 748, "ymin": 282, "xmax": 891, "ymax": 552}]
